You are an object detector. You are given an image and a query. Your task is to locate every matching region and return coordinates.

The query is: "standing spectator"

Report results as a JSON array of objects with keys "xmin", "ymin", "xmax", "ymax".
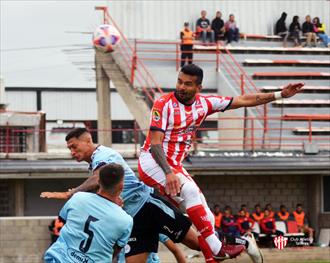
[
  {"xmin": 292, "ymin": 204, "xmax": 314, "ymax": 244},
  {"xmin": 313, "ymin": 17, "xmax": 330, "ymax": 47},
  {"xmin": 302, "ymin": 15, "xmax": 317, "ymax": 47},
  {"xmin": 237, "ymin": 209, "xmax": 256, "ymax": 237},
  {"xmin": 196, "ymin": 10, "xmax": 215, "ymax": 43},
  {"xmin": 211, "ymin": 11, "xmax": 225, "ymax": 42},
  {"xmin": 180, "ymin": 22, "xmax": 194, "ymax": 67},
  {"xmin": 265, "ymin": 203, "xmax": 275, "ymax": 218},
  {"xmin": 289, "ymin": 15, "xmax": 302, "ymax": 47},
  {"xmin": 48, "ymin": 217, "xmax": 64, "ymax": 244},
  {"xmin": 225, "ymin": 14, "xmax": 240, "ymax": 44},
  {"xmin": 275, "ymin": 12, "xmax": 289, "ymax": 47},
  {"xmin": 213, "ymin": 204, "xmax": 222, "ymax": 232},
  {"xmin": 276, "ymin": 204, "xmax": 291, "ymax": 222},
  {"xmin": 240, "ymin": 204, "xmax": 250, "ymax": 218},
  {"xmin": 221, "ymin": 207, "xmax": 240, "ymax": 237},
  {"xmin": 260, "ymin": 210, "xmax": 284, "ymax": 247},
  {"xmin": 251, "ymin": 204, "xmax": 264, "ymax": 224}
]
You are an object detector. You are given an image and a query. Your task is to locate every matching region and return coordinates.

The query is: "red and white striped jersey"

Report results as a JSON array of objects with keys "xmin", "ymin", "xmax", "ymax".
[{"xmin": 142, "ymin": 92, "xmax": 233, "ymax": 168}]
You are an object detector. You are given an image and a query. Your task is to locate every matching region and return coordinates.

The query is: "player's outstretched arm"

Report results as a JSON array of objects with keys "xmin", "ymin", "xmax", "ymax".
[
  {"xmin": 229, "ymin": 82, "xmax": 304, "ymax": 109},
  {"xmin": 164, "ymin": 239, "xmax": 187, "ymax": 263},
  {"xmin": 40, "ymin": 169, "xmax": 100, "ymax": 199}
]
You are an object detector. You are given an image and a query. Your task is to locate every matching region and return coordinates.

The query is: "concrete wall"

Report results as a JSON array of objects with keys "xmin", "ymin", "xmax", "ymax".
[{"xmin": 0, "ymin": 217, "xmax": 54, "ymax": 263}]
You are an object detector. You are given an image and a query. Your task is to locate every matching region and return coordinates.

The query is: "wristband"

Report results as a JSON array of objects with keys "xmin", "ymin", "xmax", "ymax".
[{"xmin": 274, "ymin": 91, "xmax": 282, "ymax": 100}]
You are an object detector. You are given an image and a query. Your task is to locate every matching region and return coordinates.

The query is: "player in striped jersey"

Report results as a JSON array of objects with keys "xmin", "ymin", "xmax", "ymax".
[{"xmin": 138, "ymin": 64, "xmax": 303, "ymax": 262}]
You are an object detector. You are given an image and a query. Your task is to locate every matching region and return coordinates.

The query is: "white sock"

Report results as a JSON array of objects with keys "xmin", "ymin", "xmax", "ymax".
[{"xmin": 205, "ymin": 234, "xmax": 222, "ymax": 255}]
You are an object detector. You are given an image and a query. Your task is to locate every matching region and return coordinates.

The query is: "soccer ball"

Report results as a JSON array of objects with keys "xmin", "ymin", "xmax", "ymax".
[{"xmin": 93, "ymin": 24, "xmax": 121, "ymax": 53}]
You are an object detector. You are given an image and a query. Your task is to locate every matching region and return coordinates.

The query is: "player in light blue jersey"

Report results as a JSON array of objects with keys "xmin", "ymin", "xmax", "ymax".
[
  {"xmin": 44, "ymin": 163, "xmax": 133, "ymax": 263},
  {"xmin": 41, "ymin": 128, "xmax": 200, "ymax": 263}
]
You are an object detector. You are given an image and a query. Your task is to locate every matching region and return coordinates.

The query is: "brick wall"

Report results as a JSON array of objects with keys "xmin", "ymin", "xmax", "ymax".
[
  {"xmin": 194, "ymin": 174, "xmax": 308, "ymax": 214},
  {"xmin": 0, "ymin": 217, "xmax": 54, "ymax": 263}
]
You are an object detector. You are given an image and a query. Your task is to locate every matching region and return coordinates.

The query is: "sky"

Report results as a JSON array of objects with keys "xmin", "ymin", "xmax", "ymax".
[{"xmin": 1, "ymin": 0, "xmax": 108, "ymax": 87}]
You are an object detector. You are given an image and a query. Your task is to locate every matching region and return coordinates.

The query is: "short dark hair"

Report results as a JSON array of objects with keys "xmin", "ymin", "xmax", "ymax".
[
  {"xmin": 296, "ymin": 203, "xmax": 303, "ymax": 208},
  {"xmin": 65, "ymin": 128, "xmax": 89, "ymax": 141},
  {"xmin": 180, "ymin": 64, "xmax": 203, "ymax": 85},
  {"xmin": 213, "ymin": 204, "xmax": 220, "ymax": 209},
  {"xmin": 99, "ymin": 163, "xmax": 124, "ymax": 191},
  {"xmin": 255, "ymin": 204, "xmax": 261, "ymax": 208},
  {"xmin": 280, "ymin": 204, "xmax": 286, "ymax": 209},
  {"xmin": 241, "ymin": 204, "xmax": 247, "ymax": 208}
]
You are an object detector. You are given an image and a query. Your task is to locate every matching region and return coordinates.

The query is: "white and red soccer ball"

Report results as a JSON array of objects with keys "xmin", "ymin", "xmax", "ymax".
[{"xmin": 93, "ymin": 24, "xmax": 121, "ymax": 52}]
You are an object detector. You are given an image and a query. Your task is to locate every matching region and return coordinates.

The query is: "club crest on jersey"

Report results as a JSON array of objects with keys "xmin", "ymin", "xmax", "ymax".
[{"xmin": 153, "ymin": 110, "xmax": 161, "ymax": 121}]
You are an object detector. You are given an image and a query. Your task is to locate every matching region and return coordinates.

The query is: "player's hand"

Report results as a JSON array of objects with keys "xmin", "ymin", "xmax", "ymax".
[
  {"xmin": 281, "ymin": 82, "xmax": 304, "ymax": 98},
  {"xmin": 165, "ymin": 173, "xmax": 181, "ymax": 196},
  {"xmin": 40, "ymin": 191, "xmax": 72, "ymax": 200}
]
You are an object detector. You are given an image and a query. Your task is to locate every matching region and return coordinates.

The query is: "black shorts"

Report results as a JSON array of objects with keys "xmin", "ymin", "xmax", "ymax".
[{"xmin": 124, "ymin": 193, "xmax": 192, "ymax": 257}]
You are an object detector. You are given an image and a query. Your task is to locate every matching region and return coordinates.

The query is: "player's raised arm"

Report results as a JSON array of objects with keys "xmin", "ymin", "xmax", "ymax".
[
  {"xmin": 40, "ymin": 169, "xmax": 100, "ymax": 199},
  {"xmin": 229, "ymin": 82, "xmax": 304, "ymax": 109}
]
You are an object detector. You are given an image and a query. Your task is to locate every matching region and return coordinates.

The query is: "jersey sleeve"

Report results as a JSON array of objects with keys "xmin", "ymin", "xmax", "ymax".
[
  {"xmin": 158, "ymin": 233, "xmax": 170, "ymax": 244},
  {"xmin": 149, "ymin": 98, "xmax": 168, "ymax": 133},
  {"xmin": 205, "ymin": 95, "xmax": 233, "ymax": 115},
  {"xmin": 59, "ymin": 195, "xmax": 75, "ymax": 221},
  {"xmin": 116, "ymin": 216, "xmax": 134, "ymax": 248}
]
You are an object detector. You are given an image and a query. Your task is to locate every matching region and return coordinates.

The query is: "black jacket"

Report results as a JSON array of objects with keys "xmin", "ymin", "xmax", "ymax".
[
  {"xmin": 302, "ymin": 21, "xmax": 314, "ymax": 33},
  {"xmin": 211, "ymin": 17, "xmax": 224, "ymax": 32},
  {"xmin": 275, "ymin": 12, "xmax": 287, "ymax": 34}
]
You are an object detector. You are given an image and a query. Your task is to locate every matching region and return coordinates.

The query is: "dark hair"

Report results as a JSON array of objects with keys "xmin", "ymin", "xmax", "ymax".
[
  {"xmin": 313, "ymin": 17, "xmax": 321, "ymax": 27},
  {"xmin": 65, "ymin": 128, "xmax": 89, "ymax": 141},
  {"xmin": 241, "ymin": 204, "xmax": 247, "ymax": 208},
  {"xmin": 255, "ymin": 204, "xmax": 261, "ymax": 208},
  {"xmin": 180, "ymin": 64, "xmax": 203, "ymax": 85},
  {"xmin": 292, "ymin": 15, "xmax": 299, "ymax": 23},
  {"xmin": 99, "ymin": 163, "xmax": 124, "ymax": 191},
  {"xmin": 296, "ymin": 203, "xmax": 303, "ymax": 207},
  {"xmin": 214, "ymin": 204, "xmax": 220, "ymax": 209},
  {"xmin": 280, "ymin": 204, "xmax": 286, "ymax": 209}
]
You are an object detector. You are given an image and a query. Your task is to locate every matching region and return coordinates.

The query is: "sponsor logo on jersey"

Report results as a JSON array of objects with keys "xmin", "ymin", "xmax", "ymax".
[
  {"xmin": 153, "ymin": 110, "xmax": 161, "ymax": 121},
  {"xmin": 68, "ymin": 248, "xmax": 95, "ymax": 263}
]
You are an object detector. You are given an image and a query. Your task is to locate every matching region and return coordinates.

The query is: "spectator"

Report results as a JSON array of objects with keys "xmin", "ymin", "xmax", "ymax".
[
  {"xmin": 313, "ymin": 17, "xmax": 330, "ymax": 47},
  {"xmin": 265, "ymin": 203, "xmax": 275, "ymax": 218},
  {"xmin": 225, "ymin": 14, "xmax": 240, "ymax": 44},
  {"xmin": 211, "ymin": 11, "xmax": 225, "ymax": 42},
  {"xmin": 289, "ymin": 15, "xmax": 302, "ymax": 47},
  {"xmin": 302, "ymin": 15, "xmax": 317, "ymax": 47},
  {"xmin": 276, "ymin": 204, "xmax": 291, "ymax": 222},
  {"xmin": 292, "ymin": 204, "xmax": 314, "ymax": 244},
  {"xmin": 213, "ymin": 204, "xmax": 222, "ymax": 232},
  {"xmin": 240, "ymin": 204, "xmax": 250, "ymax": 218},
  {"xmin": 237, "ymin": 209, "xmax": 256, "ymax": 238},
  {"xmin": 251, "ymin": 204, "xmax": 264, "ymax": 224},
  {"xmin": 180, "ymin": 22, "xmax": 194, "ymax": 67},
  {"xmin": 260, "ymin": 209, "xmax": 284, "ymax": 247},
  {"xmin": 196, "ymin": 10, "xmax": 215, "ymax": 43},
  {"xmin": 275, "ymin": 12, "xmax": 289, "ymax": 47},
  {"xmin": 221, "ymin": 207, "xmax": 240, "ymax": 237},
  {"xmin": 48, "ymin": 217, "xmax": 64, "ymax": 244}
]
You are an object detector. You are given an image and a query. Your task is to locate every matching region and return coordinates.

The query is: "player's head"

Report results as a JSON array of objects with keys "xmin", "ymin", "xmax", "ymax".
[
  {"xmin": 296, "ymin": 203, "xmax": 303, "ymax": 213},
  {"xmin": 280, "ymin": 204, "xmax": 287, "ymax": 213},
  {"xmin": 213, "ymin": 204, "xmax": 221, "ymax": 214},
  {"xmin": 264, "ymin": 209, "xmax": 270, "ymax": 217},
  {"xmin": 176, "ymin": 64, "xmax": 203, "ymax": 104},
  {"xmin": 254, "ymin": 204, "xmax": 261, "ymax": 212},
  {"xmin": 65, "ymin": 128, "xmax": 95, "ymax": 162},
  {"xmin": 241, "ymin": 204, "xmax": 248, "ymax": 211},
  {"xmin": 98, "ymin": 163, "xmax": 124, "ymax": 196},
  {"xmin": 238, "ymin": 209, "xmax": 245, "ymax": 217},
  {"xmin": 265, "ymin": 203, "xmax": 272, "ymax": 211}
]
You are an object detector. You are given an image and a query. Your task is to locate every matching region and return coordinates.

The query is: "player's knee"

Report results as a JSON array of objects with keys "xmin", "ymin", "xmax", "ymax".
[{"xmin": 180, "ymin": 181, "xmax": 202, "ymax": 208}]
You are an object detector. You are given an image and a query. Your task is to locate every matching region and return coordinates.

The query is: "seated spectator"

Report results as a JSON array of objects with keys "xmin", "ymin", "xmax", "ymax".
[
  {"xmin": 292, "ymin": 204, "xmax": 314, "ymax": 244},
  {"xmin": 313, "ymin": 17, "xmax": 330, "ymax": 47},
  {"xmin": 196, "ymin": 10, "xmax": 215, "ymax": 43},
  {"xmin": 221, "ymin": 206, "xmax": 240, "ymax": 237},
  {"xmin": 289, "ymin": 15, "xmax": 302, "ymax": 47},
  {"xmin": 180, "ymin": 22, "xmax": 194, "ymax": 67},
  {"xmin": 276, "ymin": 204, "xmax": 291, "ymax": 222},
  {"xmin": 302, "ymin": 15, "xmax": 317, "ymax": 47},
  {"xmin": 265, "ymin": 203, "xmax": 275, "ymax": 218},
  {"xmin": 251, "ymin": 204, "xmax": 264, "ymax": 223},
  {"xmin": 211, "ymin": 11, "xmax": 225, "ymax": 42},
  {"xmin": 275, "ymin": 12, "xmax": 289, "ymax": 47},
  {"xmin": 48, "ymin": 217, "xmax": 64, "ymax": 244},
  {"xmin": 237, "ymin": 209, "xmax": 257, "ymax": 239},
  {"xmin": 240, "ymin": 204, "xmax": 250, "ymax": 218},
  {"xmin": 225, "ymin": 14, "xmax": 240, "ymax": 44},
  {"xmin": 260, "ymin": 210, "xmax": 284, "ymax": 247},
  {"xmin": 213, "ymin": 204, "xmax": 222, "ymax": 232}
]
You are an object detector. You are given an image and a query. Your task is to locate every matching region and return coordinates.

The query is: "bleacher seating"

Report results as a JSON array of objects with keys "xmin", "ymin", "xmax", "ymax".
[
  {"xmin": 282, "ymin": 114, "xmax": 330, "ymax": 121},
  {"xmin": 260, "ymin": 86, "xmax": 330, "ymax": 93},
  {"xmin": 244, "ymin": 59, "xmax": 330, "ymax": 67},
  {"xmin": 253, "ymin": 72, "xmax": 330, "ymax": 79},
  {"xmin": 273, "ymin": 99, "xmax": 330, "ymax": 107},
  {"xmin": 293, "ymin": 127, "xmax": 330, "ymax": 135}
]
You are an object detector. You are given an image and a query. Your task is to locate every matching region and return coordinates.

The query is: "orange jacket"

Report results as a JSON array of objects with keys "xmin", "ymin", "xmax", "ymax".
[
  {"xmin": 214, "ymin": 213, "xmax": 222, "ymax": 229},
  {"xmin": 293, "ymin": 211, "xmax": 305, "ymax": 227},
  {"xmin": 181, "ymin": 29, "xmax": 194, "ymax": 45},
  {"xmin": 252, "ymin": 212, "xmax": 264, "ymax": 222},
  {"xmin": 277, "ymin": 211, "xmax": 290, "ymax": 221}
]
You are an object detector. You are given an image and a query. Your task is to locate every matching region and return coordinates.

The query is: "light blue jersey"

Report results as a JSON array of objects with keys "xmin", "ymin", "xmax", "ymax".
[
  {"xmin": 44, "ymin": 192, "xmax": 133, "ymax": 263},
  {"xmin": 90, "ymin": 145, "xmax": 152, "ymax": 217},
  {"xmin": 147, "ymin": 234, "xmax": 170, "ymax": 263}
]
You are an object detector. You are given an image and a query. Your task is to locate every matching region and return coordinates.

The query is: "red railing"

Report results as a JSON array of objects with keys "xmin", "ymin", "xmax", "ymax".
[{"xmin": 1, "ymin": 116, "xmax": 329, "ymax": 156}]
